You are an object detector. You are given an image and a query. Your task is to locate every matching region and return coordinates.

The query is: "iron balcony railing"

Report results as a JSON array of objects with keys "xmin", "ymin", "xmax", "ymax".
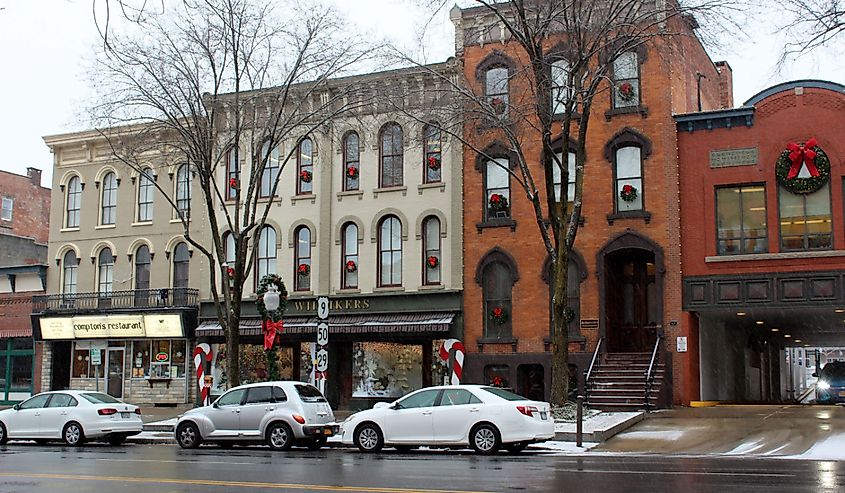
[{"xmin": 33, "ymin": 288, "xmax": 199, "ymax": 312}]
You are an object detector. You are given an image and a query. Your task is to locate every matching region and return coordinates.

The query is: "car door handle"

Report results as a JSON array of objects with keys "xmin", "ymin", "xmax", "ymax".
[
  {"xmin": 469, "ymin": 408, "xmax": 480, "ymax": 413},
  {"xmin": 234, "ymin": 409, "xmax": 241, "ymax": 414},
  {"xmin": 422, "ymin": 411, "xmax": 432, "ymax": 416},
  {"xmin": 265, "ymin": 407, "xmax": 275, "ymax": 412}
]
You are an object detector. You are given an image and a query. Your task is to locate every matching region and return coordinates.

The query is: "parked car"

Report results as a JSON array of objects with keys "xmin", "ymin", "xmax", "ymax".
[
  {"xmin": 0, "ymin": 391, "xmax": 142, "ymax": 446},
  {"xmin": 340, "ymin": 385, "xmax": 554, "ymax": 454},
  {"xmin": 175, "ymin": 381, "xmax": 338, "ymax": 450},
  {"xmin": 815, "ymin": 361, "xmax": 845, "ymax": 404}
]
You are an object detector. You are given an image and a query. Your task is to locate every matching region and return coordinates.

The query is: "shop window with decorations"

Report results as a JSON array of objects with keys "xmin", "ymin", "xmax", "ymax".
[
  {"xmin": 352, "ymin": 342, "xmax": 422, "ymax": 398},
  {"xmin": 484, "ymin": 364, "xmax": 510, "ymax": 388},
  {"xmin": 208, "ymin": 344, "xmax": 293, "ymax": 389},
  {"xmin": 72, "ymin": 342, "xmax": 103, "ymax": 379},
  {"xmin": 131, "ymin": 339, "xmax": 187, "ymax": 379}
]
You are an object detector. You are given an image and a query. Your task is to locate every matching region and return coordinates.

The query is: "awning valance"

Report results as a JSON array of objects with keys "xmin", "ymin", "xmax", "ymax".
[
  {"xmin": 0, "ymin": 328, "xmax": 32, "ymax": 338},
  {"xmin": 196, "ymin": 312, "xmax": 456, "ymax": 337}
]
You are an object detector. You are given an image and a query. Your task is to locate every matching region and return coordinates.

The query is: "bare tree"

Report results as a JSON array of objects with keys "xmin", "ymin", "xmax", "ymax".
[
  {"xmin": 774, "ymin": 0, "xmax": 845, "ymax": 57},
  {"xmin": 407, "ymin": 0, "xmax": 735, "ymax": 406},
  {"xmin": 90, "ymin": 0, "xmax": 376, "ymax": 387}
]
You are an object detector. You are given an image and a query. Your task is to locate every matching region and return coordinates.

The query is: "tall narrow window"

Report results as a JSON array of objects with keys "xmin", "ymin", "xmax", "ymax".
[
  {"xmin": 100, "ymin": 172, "xmax": 117, "ymax": 225},
  {"xmin": 547, "ymin": 258, "xmax": 582, "ymax": 339},
  {"xmin": 66, "ymin": 176, "xmax": 82, "ymax": 228},
  {"xmin": 551, "ymin": 59, "xmax": 572, "ymax": 115},
  {"xmin": 553, "ymin": 151, "xmax": 577, "ymax": 204},
  {"xmin": 256, "ymin": 226, "xmax": 277, "ymax": 283},
  {"xmin": 343, "ymin": 132, "xmax": 360, "ymax": 191},
  {"xmin": 485, "ymin": 158, "xmax": 511, "ymax": 220},
  {"xmin": 424, "ymin": 124, "xmax": 442, "ymax": 184},
  {"xmin": 779, "ymin": 183, "xmax": 832, "ymax": 251},
  {"xmin": 614, "ymin": 146, "xmax": 643, "ymax": 212},
  {"xmin": 260, "ymin": 142, "xmax": 280, "ymax": 198},
  {"xmin": 176, "ymin": 164, "xmax": 191, "ymax": 219},
  {"xmin": 1, "ymin": 197, "xmax": 13, "ymax": 221},
  {"xmin": 379, "ymin": 123, "xmax": 403, "ymax": 188},
  {"xmin": 134, "ymin": 245, "xmax": 151, "ymax": 306},
  {"xmin": 97, "ymin": 248, "xmax": 114, "ymax": 304},
  {"xmin": 485, "ymin": 66, "xmax": 509, "ymax": 114},
  {"xmin": 341, "ymin": 223, "xmax": 358, "ymax": 289},
  {"xmin": 422, "ymin": 216, "xmax": 441, "ymax": 285},
  {"xmin": 62, "ymin": 250, "xmax": 78, "ymax": 296},
  {"xmin": 716, "ymin": 185, "xmax": 768, "ymax": 255},
  {"xmin": 137, "ymin": 168, "xmax": 154, "ymax": 222},
  {"xmin": 226, "ymin": 147, "xmax": 239, "ymax": 200},
  {"xmin": 483, "ymin": 261, "xmax": 513, "ymax": 339},
  {"xmin": 378, "ymin": 216, "xmax": 402, "ymax": 287},
  {"xmin": 222, "ymin": 232, "xmax": 236, "ymax": 291},
  {"xmin": 294, "ymin": 226, "xmax": 312, "ymax": 291},
  {"xmin": 297, "ymin": 138, "xmax": 313, "ymax": 195},
  {"xmin": 612, "ymin": 51, "xmax": 640, "ymax": 108},
  {"xmin": 173, "ymin": 243, "xmax": 190, "ymax": 304}
]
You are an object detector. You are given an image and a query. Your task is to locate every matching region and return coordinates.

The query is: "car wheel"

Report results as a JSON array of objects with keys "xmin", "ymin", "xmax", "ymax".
[
  {"xmin": 176, "ymin": 422, "xmax": 202, "ymax": 449},
  {"xmin": 505, "ymin": 442, "xmax": 528, "ymax": 454},
  {"xmin": 470, "ymin": 424, "xmax": 501, "ymax": 455},
  {"xmin": 354, "ymin": 423, "xmax": 383, "ymax": 453},
  {"xmin": 0, "ymin": 422, "xmax": 7, "ymax": 445},
  {"xmin": 267, "ymin": 423, "xmax": 294, "ymax": 451},
  {"xmin": 62, "ymin": 422, "xmax": 85, "ymax": 447},
  {"xmin": 107, "ymin": 435, "xmax": 127, "ymax": 446},
  {"xmin": 306, "ymin": 438, "xmax": 327, "ymax": 451}
]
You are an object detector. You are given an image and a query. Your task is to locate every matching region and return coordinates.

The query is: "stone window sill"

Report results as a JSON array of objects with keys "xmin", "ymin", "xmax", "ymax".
[
  {"xmin": 373, "ymin": 186, "xmax": 408, "ymax": 199},
  {"xmin": 288, "ymin": 291, "xmax": 314, "ymax": 298},
  {"xmin": 417, "ymin": 182, "xmax": 446, "ymax": 194},
  {"xmin": 60, "ymin": 227, "xmax": 80, "ymax": 233},
  {"xmin": 606, "ymin": 210, "xmax": 651, "ymax": 225},
  {"xmin": 291, "ymin": 194, "xmax": 316, "ymax": 205},
  {"xmin": 705, "ymin": 250, "xmax": 845, "ymax": 263},
  {"xmin": 604, "ymin": 104, "xmax": 649, "ymax": 120},
  {"xmin": 418, "ymin": 284, "xmax": 444, "ymax": 291},
  {"xmin": 336, "ymin": 288, "xmax": 361, "ymax": 294},
  {"xmin": 476, "ymin": 337, "xmax": 518, "ymax": 353},
  {"xmin": 95, "ymin": 224, "xmax": 116, "ymax": 230},
  {"xmin": 131, "ymin": 221, "xmax": 153, "ymax": 227},
  {"xmin": 337, "ymin": 190, "xmax": 364, "ymax": 202},
  {"xmin": 373, "ymin": 286, "xmax": 405, "ymax": 293},
  {"xmin": 476, "ymin": 218, "xmax": 517, "ymax": 232}
]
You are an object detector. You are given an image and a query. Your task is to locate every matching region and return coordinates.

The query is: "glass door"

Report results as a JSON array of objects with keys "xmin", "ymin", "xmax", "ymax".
[{"xmin": 106, "ymin": 348, "xmax": 125, "ymax": 399}]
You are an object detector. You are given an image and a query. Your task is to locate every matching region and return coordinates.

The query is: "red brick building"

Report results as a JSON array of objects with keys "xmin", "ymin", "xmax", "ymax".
[
  {"xmin": 452, "ymin": 4, "xmax": 733, "ymax": 406},
  {"xmin": 0, "ymin": 167, "xmax": 50, "ymax": 403},
  {"xmin": 677, "ymin": 80, "xmax": 845, "ymax": 403}
]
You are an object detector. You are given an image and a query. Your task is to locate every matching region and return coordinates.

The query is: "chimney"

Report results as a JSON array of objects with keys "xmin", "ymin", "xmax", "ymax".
[
  {"xmin": 27, "ymin": 167, "xmax": 42, "ymax": 187},
  {"xmin": 715, "ymin": 61, "xmax": 734, "ymax": 109}
]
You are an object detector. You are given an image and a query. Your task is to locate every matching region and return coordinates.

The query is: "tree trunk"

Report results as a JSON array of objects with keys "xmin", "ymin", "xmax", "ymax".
[
  {"xmin": 550, "ymin": 245, "xmax": 570, "ymax": 406},
  {"xmin": 226, "ymin": 311, "xmax": 241, "ymax": 387}
]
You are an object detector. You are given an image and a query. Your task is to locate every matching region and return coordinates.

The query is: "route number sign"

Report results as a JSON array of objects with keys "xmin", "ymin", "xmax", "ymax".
[
  {"xmin": 317, "ymin": 322, "xmax": 329, "ymax": 346},
  {"xmin": 316, "ymin": 348, "xmax": 329, "ymax": 372}
]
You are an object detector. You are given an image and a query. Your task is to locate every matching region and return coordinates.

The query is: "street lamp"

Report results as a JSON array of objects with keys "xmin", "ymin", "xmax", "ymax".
[{"xmin": 264, "ymin": 284, "xmax": 280, "ymax": 312}]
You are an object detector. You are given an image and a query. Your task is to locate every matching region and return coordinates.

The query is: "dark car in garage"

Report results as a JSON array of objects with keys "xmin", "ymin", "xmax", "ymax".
[{"xmin": 815, "ymin": 361, "xmax": 845, "ymax": 404}]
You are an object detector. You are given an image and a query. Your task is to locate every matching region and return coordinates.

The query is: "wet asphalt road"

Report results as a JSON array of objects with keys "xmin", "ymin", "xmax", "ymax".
[{"xmin": 0, "ymin": 443, "xmax": 843, "ymax": 493}]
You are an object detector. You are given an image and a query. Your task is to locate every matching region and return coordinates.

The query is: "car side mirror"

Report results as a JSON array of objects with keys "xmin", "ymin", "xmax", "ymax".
[
  {"xmin": 12, "ymin": 404, "xmax": 20, "ymax": 411},
  {"xmin": 812, "ymin": 372, "xmax": 819, "ymax": 378},
  {"xmin": 212, "ymin": 402, "xmax": 220, "ymax": 409},
  {"xmin": 389, "ymin": 403, "xmax": 402, "ymax": 410}
]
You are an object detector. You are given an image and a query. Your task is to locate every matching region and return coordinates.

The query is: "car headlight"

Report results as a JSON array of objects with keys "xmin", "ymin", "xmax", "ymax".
[{"xmin": 818, "ymin": 380, "xmax": 831, "ymax": 390}]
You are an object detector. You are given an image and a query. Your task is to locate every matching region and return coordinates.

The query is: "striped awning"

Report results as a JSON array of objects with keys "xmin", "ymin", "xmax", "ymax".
[
  {"xmin": 196, "ymin": 312, "xmax": 455, "ymax": 337},
  {"xmin": 0, "ymin": 328, "xmax": 32, "ymax": 338}
]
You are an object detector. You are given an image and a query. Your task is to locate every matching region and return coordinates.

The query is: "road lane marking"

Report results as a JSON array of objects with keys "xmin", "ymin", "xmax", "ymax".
[{"xmin": 0, "ymin": 473, "xmax": 493, "ymax": 493}]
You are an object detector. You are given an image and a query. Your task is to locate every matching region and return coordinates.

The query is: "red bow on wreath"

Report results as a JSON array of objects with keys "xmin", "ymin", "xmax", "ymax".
[
  {"xmin": 786, "ymin": 138, "xmax": 820, "ymax": 179},
  {"xmin": 263, "ymin": 319, "xmax": 284, "ymax": 350}
]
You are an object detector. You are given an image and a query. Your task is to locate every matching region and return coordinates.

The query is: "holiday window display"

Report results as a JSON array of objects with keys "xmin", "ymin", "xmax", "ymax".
[{"xmin": 352, "ymin": 342, "xmax": 423, "ymax": 398}]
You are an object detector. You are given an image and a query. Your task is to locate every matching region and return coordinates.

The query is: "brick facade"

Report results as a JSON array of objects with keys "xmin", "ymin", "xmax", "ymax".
[{"xmin": 0, "ymin": 167, "xmax": 50, "ymax": 245}]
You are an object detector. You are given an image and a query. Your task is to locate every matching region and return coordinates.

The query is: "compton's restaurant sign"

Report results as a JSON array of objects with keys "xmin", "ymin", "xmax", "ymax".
[{"xmin": 39, "ymin": 314, "xmax": 184, "ymax": 340}]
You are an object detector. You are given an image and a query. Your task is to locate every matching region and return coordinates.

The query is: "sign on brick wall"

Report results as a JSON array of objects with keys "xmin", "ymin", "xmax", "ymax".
[{"xmin": 709, "ymin": 148, "xmax": 758, "ymax": 168}]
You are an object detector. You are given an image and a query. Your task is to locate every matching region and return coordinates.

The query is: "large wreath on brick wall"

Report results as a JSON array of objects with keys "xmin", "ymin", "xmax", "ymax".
[{"xmin": 775, "ymin": 138, "xmax": 830, "ymax": 194}]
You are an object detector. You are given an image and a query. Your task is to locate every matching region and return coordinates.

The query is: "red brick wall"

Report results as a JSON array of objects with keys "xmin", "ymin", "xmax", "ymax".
[{"xmin": 0, "ymin": 169, "xmax": 50, "ymax": 245}]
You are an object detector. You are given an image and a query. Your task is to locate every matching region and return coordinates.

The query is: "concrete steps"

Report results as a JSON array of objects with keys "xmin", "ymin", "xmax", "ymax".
[{"xmin": 586, "ymin": 352, "xmax": 666, "ymax": 410}]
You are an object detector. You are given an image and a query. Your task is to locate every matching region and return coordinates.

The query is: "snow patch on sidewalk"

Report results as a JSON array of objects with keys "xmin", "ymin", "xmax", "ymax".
[
  {"xmin": 790, "ymin": 433, "xmax": 845, "ymax": 460},
  {"xmin": 531, "ymin": 441, "xmax": 599, "ymax": 454}
]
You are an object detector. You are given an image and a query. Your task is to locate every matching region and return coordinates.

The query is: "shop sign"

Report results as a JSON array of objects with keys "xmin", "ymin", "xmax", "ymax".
[
  {"xmin": 72, "ymin": 315, "xmax": 145, "ymax": 338},
  {"xmin": 155, "ymin": 352, "xmax": 170, "ymax": 362},
  {"xmin": 40, "ymin": 317, "xmax": 74, "ymax": 339},
  {"xmin": 143, "ymin": 314, "xmax": 184, "ymax": 337},
  {"xmin": 40, "ymin": 314, "xmax": 181, "ymax": 340}
]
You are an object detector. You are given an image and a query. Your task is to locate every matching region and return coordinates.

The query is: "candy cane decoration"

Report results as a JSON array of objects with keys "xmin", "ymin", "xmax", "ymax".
[
  {"xmin": 193, "ymin": 343, "xmax": 213, "ymax": 406},
  {"xmin": 438, "ymin": 338, "xmax": 465, "ymax": 385}
]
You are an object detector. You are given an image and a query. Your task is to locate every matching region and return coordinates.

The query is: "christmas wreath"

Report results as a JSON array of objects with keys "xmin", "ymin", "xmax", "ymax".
[
  {"xmin": 489, "ymin": 375, "xmax": 506, "ymax": 388},
  {"xmin": 256, "ymin": 274, "xmax": 288, "ymax": 322},
  {"xmin": 488, "ymin": 193, "xmax": 509, "ymax": 214},
  {"xmin": 489, "ymin": 96, "xmax": 506, "ymax": 114},
  {"xmin": 345, "ymin": 260, "xmax": 357, "ymax": 273},
  {"xmin": 427, "ymin": 255, "xmax": 439, "ymax": 269},
  {"xmin": 490, "ymin": 306, "xmax": 508, "ymax": 325},
  {"xmin": 299, "ymin": 170, "xmax": 313, "ymax": 183},
  {"xmin": 226, "ymin": 266, "xmax": 236, "ymax": 287},
  {"xmin": 775, "ymin": 138, "xmax": 830, "ymax": 194},
  {"xmin": 427, "ymin": 156, "xmax": 441, "ymax": 171},
  {"xmin": 618, "ymin": 81, "xmax": 636, "ymax": 102},
  {"xmin": 228, "ymin": 178, "xmax": 238, "ymax": 190},
  {"xmin": 346, "ymin": 166, "xmax": 359, "ymax": 179},
  {"xmin": 297, "ymin": 263, "xmax": 310, "ymax": 276},
  {"xmin": 620, "ymin": 184, "xmax": 638, "ymax": 202},
  {"xmin": 563, "ymin": 307, "xmax": 576, "ymax": 323}
]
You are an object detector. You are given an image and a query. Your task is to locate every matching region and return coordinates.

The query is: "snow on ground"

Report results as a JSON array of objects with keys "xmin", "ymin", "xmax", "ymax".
[
  {"xmin": 611, "ymin": 430, "xmax": 687, "ymax": 441},
  {"xmin": 555, "ymin": 412, "xmax": 641, "ymax": 434},
  {"xmin": 531, "ymin": 441, "xmax": 599, "ymax": 454},
  {"xmin": 788, "ymin": 433, "xmax": 845, "ymax": 460}
]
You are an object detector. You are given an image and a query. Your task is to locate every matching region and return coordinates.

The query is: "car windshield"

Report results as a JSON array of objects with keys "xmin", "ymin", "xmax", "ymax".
[
  {"xmin": 81, "ymin": 392, "xmax": 121, "ymax": 404},
  {"xmin": 821, "ymin": 363, "xmax": 845, "ymax": 382},
  {"xmin": 295, "ymin": 384, "xmax": 327, "ymax": 403},
  {"xmin": 481, "ymin": 387, "xmax": 530, "ymax": 401}
]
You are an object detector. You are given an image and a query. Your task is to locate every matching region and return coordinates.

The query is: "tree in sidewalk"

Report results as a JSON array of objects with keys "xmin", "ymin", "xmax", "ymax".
[
  {"xmin": 410, "ymin": 0, "xmax": 736, "ymax": 406},
  {"xmin": 89, "ymin": 0, "xmax": 376, "ymax": 388}
]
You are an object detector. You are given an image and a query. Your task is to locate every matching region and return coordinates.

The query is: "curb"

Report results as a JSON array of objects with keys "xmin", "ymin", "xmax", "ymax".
[{"xmin": 554, "ymin": 412, "xmax": 645, "ymax": 442}]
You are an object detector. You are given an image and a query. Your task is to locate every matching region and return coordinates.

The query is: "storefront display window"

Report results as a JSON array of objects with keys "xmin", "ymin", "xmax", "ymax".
[
  {"xmin": 1, "ymin": 338, "xmax": 35, "ymax": 403},
  {"xmin": 209, "ymin": 343, "xmax": 294, "ymax": 393},
  {"xmin": 352, "ymin": 342, "xmax": 422, "ymax": 398},
  {"xmin": 131, "ymin": 339, "xmax": 188, "ymax": 379},
  {"xmin": 72, "ymin": 343, "xmax": 102, "ymax": 379}
]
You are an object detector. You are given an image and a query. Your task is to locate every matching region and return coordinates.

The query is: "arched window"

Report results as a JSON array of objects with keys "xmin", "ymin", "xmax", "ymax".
[
  {"xmin": 612, "ymin": 51, "xmax": 640, "ymax": 108},
  {"xmin": 551, "ymin": 58, "xmax": 572, "ymax": 115},
  {"xmin": 256, "ymin": 226, "xmax": 277, "ymax": 283},
  {"xmin": 297, "ymin": 138, "xmax": 313, "ymax": 195},
  {"xmin": 422, "ymin": 216, "xmax": 441, "ymax": 285},
  {"xmin": 341, "ymin": 222, "xmax": 358, "ymax": 289},
  {"xmin": 134, "ymin": 245, "xmax": 151, "ymax": 306},
  {"xmin": 485, "ymin": 66, "xmax": 509, "ymax": 114},
  {"xmin": 176, "ymin": 164, "xmax": 191, "ymax": 219},
  {"xmin": 66, "ymin": 176, "xmax": 82, "ymax": 228},
  {"xmin": 100, "ymin": 172, "xmax": 117, "ymax": 225},
  {"xmin": 259, "ymin": 142, "xmax": 280, "ymax": 198},
  {"xmin": 614, "ymin": 146, "xmax": 643, "ymax": 212},
  {"xmin": 226, "ymin": 147, "xmax": 239, "ymax": 200},
  {"xmin": 62, "ymin": 250, "xmax": 78, "ymax": 296},
  {"xmin": 546, "ymin": 257, "xmax": 582, "ymax": 339},
  {"xmin": 294, "ymin": 226, "xmax": 312, "ymax": 291},
  {"xmin": 173, "ymin": 243, "xmax": 190, "ymax": 304},
  {"xmin": 423, "ymin": 123, "xmax": 442, "ymax": 184},
  {"xmin": 482, "ymin": 261, "xmax": 513, "ymax": 339},
  {"xmin": 379, "ymin": 123, "xmax": 403, "ymax": 188},
  {"xmin": 485, "ymin": 158, "xmax": 511, "ymax": 219},
  {"xmin": 378, "ymin": 215, "xmax": 402, "ymax": 287},
  {"xmin": 97, "ymin": 248, "xmax": 114, "ymax": 306},
  {"xmin": 224, "ymin": 232, "xmax": 236, "ymax": 266},
  {"xmin": 137, "ymin": 168, "xmax": 154, "ymax": 222},
  {"xmin": 343, "ymin": 132, "xmax": 360, "ymax": 191},
  {"xmin": 553, "ymin": 150, "xmax": 576, "ymax": 205}
]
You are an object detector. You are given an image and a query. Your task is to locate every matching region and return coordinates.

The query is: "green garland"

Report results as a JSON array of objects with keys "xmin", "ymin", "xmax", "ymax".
[
  {"xmin": 775, "ymin": 145, "xmax": 830, "ymax": 195},
  {"xmin": 256, "ymin": 274, "xmax": 288, "ymax": 323}
]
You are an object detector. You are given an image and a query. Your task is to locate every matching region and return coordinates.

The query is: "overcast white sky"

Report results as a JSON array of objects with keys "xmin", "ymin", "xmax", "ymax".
[{"xmin": 0, "ymin": 0, "xmax": 842, "ymax": 187}]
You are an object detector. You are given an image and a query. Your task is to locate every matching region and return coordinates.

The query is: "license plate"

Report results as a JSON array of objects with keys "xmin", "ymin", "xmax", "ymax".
[
  {"xmin": 120, "ymin": 412, "xmax": 130, "ymax": 419},
  {"xmin": 838, "ymin": 391, "xmax": 845, "ymax": 397},
  {"xmin": 323, "ymin": 428, "xmax": 333, "ymax": 436},
  {"xmin": 540, "ymin": 411, "xmax": 547, "ymax": 420}
]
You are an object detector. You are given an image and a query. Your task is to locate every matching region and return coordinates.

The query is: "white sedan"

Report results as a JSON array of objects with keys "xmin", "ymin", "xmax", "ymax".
[
  {"xmin": 340, "ymin": 385, "xmax": 554, "ymax": 454},
  {"xmin": 0, "ymin": 391, "xmax": 143, "ymax": 446}
]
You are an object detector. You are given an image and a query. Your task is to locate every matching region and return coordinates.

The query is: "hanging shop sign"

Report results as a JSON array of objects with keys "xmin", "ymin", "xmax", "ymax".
[{"xmin": 39, "ymin": 314, "xmax": 184, "ymax": 340}]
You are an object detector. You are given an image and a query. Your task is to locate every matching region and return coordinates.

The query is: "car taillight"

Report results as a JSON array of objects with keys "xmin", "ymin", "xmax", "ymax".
[
  {"xmin": 292, "ymin": 414, "xmax": 306, "ymax": 424},
  {"xmin": 98, "ymin": 408, "xmax": 118, "ymax": 416},
  {"xmin": 134, "ymin": 408, "xmax": 142, "ymax": 415},
  {"xmin": 516, "ymin": 405, "xmax": 539, "ymax": 417}
]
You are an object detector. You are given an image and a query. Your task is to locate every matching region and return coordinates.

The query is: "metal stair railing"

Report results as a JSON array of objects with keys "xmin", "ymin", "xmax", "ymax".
[{"xmin": 644, "ymin": 335, "xmax": 663, "ymax": 411}]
